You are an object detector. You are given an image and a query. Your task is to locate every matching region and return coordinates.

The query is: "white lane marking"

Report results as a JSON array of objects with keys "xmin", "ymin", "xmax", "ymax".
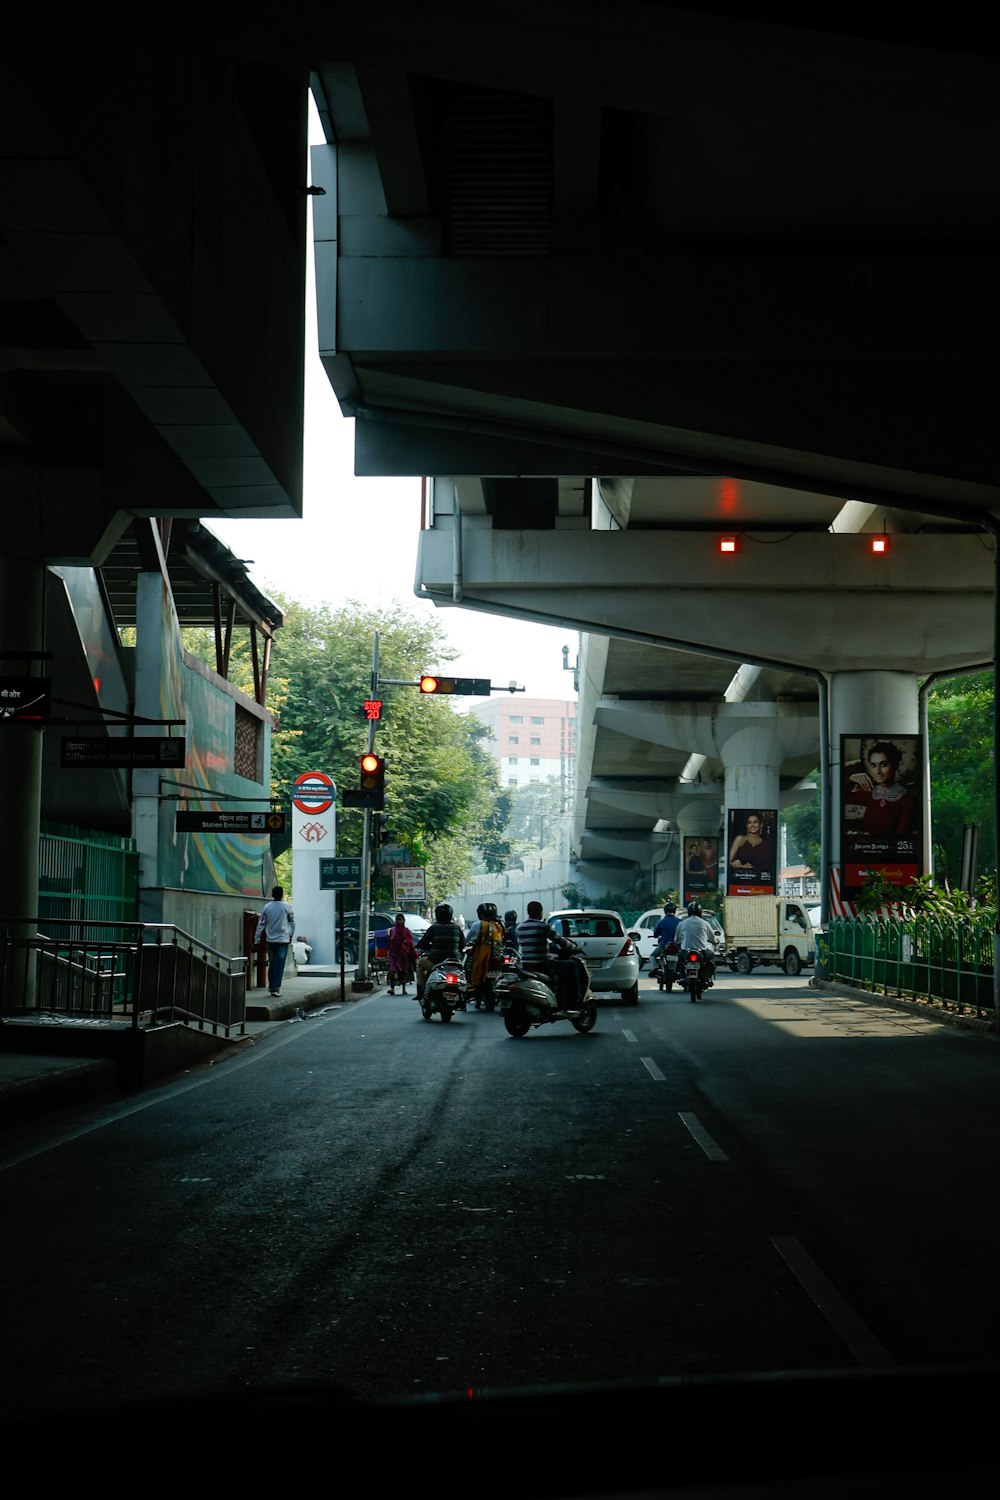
[
  {"xmin": 622, "ymin": 1029, "xmax": 638, "ymax": 1043},
  {"xmin": 641, "ymin": 1056, "xmax": 666, "ymax": 1081},
  {"xmin": 770, "ymin": 1235, "xmax": 896, "ymax": 1369},
  {"xmin": 0, "ymin": 998, "xmax": 372, "ymax": 1172},
  {"xmin": 677, "ymin": 1111, "xmax": 729, "ymax": 1161}
]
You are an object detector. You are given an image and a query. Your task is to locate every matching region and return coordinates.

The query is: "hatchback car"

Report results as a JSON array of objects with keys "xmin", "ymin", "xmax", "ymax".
[{"xmin": 547, "ymin": 908, "xmax": 641, "ymax": 1005}]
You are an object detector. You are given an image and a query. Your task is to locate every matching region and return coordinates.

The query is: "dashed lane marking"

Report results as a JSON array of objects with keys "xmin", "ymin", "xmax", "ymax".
[
  {"xmin": 770, "ymin": 1235, "xmax": 896, "ymax": 1369},
  {"xmin": 641, "ymin": 1056, "xmax": 666, "ymax": 1081},
  {"xmin": 678, "ymin": 1111, "xmax": 729, "ymax": 1161}
]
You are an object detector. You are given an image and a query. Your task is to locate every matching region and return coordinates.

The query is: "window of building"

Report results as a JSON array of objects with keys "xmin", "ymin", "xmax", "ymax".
[
  {"xmin": 530, "ymin": 757, "xmax": 540, "ymax": 766},
  {"xmin": 530, "ymin": 736, "xmax": 541, "ymax": 745},
  {"xmin": 510, "ymin": 715, "xmax": 523, "ymax": 724},
  {"xmin": 508, "ymin": 777, "xmax": 518, "ymax": 786},
  {"xmin": 508, "ymin": 756, "xmax": 518, "ymax": 764},
  {"xmin": 530, "ymin": 716, "xmax": 544, "ymax": 724},
  {"xmin": 508, "ymin": 735, "xmax": 519, "ymax": 744}
]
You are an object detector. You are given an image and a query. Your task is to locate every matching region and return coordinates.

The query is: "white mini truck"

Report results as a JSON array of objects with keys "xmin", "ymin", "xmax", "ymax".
[{"xmin": 724, "ymin": 895, "xmax": 815, "ymax": 976}]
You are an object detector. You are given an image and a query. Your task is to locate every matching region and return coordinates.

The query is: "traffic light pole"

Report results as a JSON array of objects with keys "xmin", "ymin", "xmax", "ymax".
[{"xmin": 355, "ymin": 631, "xmax": 380, "ymax": 985}]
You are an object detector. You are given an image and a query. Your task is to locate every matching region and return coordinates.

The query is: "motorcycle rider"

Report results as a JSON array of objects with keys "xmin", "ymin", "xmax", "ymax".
[
  {"xmin": 516, "ymin": 901, "xmax": 585, "ymax": 1009},
  {"xmin": 465, "ymin": 901, "xmax": 505, "ymax": 1003},
  {"xmin": 651, "ymin": 901, "xmax": 680, "ymax": 972},
  {"xmin": 673, "ymin": 900, "xmax": 716, "ymax": 987},
  {"xmin": 415, "ymin": 903, "xmax": 465, "ymax": 999},
  {"xmin": 503, "ymin": 910, "xmax": 520, "ymax": 954}
]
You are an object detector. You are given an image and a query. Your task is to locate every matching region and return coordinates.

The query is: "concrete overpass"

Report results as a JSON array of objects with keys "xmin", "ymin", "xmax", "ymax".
[{"xmin": 3, "ymin": 5, "xmax": 999, "ymax": 925}]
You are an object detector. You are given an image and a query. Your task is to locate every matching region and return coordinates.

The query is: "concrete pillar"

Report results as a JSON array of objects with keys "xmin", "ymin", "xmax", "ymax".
[
  {"xmin": 828, "ymin": 670, "xmax": 920, "ymax": 875},
  {"xmin": 0, "ymin": 556, "xmax": 46, "ymax": 1005}
]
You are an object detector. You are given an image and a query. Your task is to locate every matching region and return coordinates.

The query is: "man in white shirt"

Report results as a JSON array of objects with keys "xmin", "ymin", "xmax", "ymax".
[{"xmin": 255, "ymin": 885, "xmax": 295, "ymax": 996}]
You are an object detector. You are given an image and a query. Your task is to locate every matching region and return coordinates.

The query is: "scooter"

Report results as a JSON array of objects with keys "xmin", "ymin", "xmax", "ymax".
[
  {"xmin": 653, "ymin": 941, "xmax": 679, "ymax": 991},
  {"xmin": 495, "ymin": 946, "xmax": 597, "ymax": 1038},
  {"xmin": 419, "ymin": 962, "xmax": 468, "ymax": 1022},
  {"xmin": 680, "ymin": 948, "xmax": 715, "ymax": 1003}
]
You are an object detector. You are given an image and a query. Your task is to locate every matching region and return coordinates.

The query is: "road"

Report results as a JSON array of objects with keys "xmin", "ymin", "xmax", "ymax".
[{"xmin": 2, "ymin": 967, "xmax": 998, "ymax": 1420}]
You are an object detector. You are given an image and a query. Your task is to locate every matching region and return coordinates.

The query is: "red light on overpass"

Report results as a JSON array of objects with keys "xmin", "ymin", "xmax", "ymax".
[
  {"xmin": 719, "ymin": 536, "xmax": 738, "ymax": 554},
  {"xmin": 870, "ymin": 534, "xmax": 889, "ymax": 555}
]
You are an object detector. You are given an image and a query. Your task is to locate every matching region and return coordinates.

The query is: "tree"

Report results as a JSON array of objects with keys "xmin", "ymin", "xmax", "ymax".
[
  {"xmin": 210, "ymin": 599, "xmax": 511, "ymax": 899},
  {"xmin": 927, "ymin": 672, "xmax": 995, "ymax": 884}
]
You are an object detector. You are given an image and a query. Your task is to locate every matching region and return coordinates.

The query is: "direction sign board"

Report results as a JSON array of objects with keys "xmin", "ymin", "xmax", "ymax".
[
  {"xmin": 319, "ymin": 856, "xmax": 363, "ymax": 890},
  {"xmin": 176, "ymin": 811, "xmax": 285, "ymax": 834},
  {"xmin": 61, "ymin": 736, "xmax": 185, "ymax": 768}
]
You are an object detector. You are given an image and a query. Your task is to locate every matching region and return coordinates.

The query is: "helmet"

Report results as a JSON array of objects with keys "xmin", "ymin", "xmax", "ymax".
[
  {"xmin": 477, "ymin": 901, "xmax": 498, "ymax": 920},
  {"xmin": 686, "ymin": 901, "xmax": 701, "ymax": 916},
  {"xmin": 504, "ymin": 910, "xmax": 518, "ymax": 928},
  {"xmin": 664, "ymin": 902, "xmax": 677, "ymax": 914},
  {"xmin": 435, "ymin": 903, "xmax": 454, "ymax": 923}
]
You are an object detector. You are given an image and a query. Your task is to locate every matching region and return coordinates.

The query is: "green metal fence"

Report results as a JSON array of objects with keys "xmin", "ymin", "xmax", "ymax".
[
  {"xmin": 827, "ymin": 914, "xmax": 997, "ymax": 1018},
  {"xmin": 38, "ymin": 822, "xmax": 139, "ymax": 934}
]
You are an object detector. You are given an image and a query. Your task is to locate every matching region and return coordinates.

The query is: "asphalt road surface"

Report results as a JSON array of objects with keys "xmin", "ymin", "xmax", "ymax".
[{"xmin": 2, "ymin": 967, "xmax": 998, "ymax": 1420}]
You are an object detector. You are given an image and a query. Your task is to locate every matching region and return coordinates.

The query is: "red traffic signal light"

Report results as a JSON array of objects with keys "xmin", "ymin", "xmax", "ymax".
[
  {"xmin": 348, "ymin": 751, "xmax": 384, "ymax": 810},
  {"xmin": 419, "ymin": 674, "xmax": 491, "ymax": 696}
]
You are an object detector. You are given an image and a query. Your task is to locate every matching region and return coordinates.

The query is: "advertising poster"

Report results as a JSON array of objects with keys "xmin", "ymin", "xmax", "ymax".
[
  {"xmin": 840, "ymin": 734, "xmax": 922, "ymax": 898},
  {"xmin": 683, "ymin": 836, "xmax": 719, "ymax": 904},
  {"xmin": 726, "ymin": 809, "xmax": 777, "ymax": 895}
]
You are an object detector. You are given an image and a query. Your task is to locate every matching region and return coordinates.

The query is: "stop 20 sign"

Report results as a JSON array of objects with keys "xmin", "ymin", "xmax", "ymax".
[{"xmin": 292, "ymin": 771, "xmax": 335, "ymax": 815}]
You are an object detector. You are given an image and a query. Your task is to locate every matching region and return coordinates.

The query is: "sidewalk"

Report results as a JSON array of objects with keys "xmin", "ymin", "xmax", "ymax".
[{"xmin": 0, "ymin": 968, "xmax": 378, "ymax": 1128}]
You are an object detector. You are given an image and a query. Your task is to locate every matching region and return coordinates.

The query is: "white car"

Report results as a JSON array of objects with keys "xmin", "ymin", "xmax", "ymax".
[
  {"xmin": 546, "ymin": 909, "xmax": 641, "ymax": 1006},
  {"xmin": 633, "ymin": 907, "xmax": 726, "ymax": 966}
]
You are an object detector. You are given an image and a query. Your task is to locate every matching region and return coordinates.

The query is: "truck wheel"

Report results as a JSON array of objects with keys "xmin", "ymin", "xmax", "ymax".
[
  {"xmin": 784, "ymin": 949, "xmax": 802, "ymax": 977},
  {"xmin": 735, "ymin": 952, "xmax": 751, "ymax": 976}
]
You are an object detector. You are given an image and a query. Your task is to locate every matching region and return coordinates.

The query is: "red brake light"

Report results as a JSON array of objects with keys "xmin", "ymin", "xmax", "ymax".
[
  {"xmin": 688, "ymin": 951, "xmax": 700, "ymax": 962},
  {"xmin": 618, "ymin": 939, "xmax": 634, "ymax": 958},
  {"xmin": 445, "ymin": 972, "xmax": 457, "ymax": 984}
]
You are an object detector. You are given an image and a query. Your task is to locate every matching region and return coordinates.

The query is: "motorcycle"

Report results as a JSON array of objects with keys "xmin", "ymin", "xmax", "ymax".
[
  {"xmin": 680, "ymin": 948, "xmax": 715, "ymax": 1003},
  {"xmin": 653, "ymin": 941, "xmax": 679, "ymax": 991},
  {"xmin": 495, "ymin": 946, "xmax": 597, "ymax": 1038},
  {"xmin": 419, "ymin": 962, "xmax": 468, "ymax": 1022}
]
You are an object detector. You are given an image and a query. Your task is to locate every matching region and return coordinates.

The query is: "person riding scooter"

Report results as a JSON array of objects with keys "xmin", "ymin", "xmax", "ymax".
[
  {"xmin": 515, "ymin": 901, "xmax": 585, "ymax": 1009},
  {"xmin": 415, "ymin": 904, "xmax": 465, "ymax": 999}
]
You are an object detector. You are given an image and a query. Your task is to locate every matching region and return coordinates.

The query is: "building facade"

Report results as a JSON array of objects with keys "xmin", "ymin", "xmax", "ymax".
[{"xmin": 472, "ymin": 697, "xmax": 576, "ymax": 791}]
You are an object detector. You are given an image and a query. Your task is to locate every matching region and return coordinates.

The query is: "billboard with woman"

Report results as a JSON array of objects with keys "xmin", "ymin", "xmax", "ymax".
[
  {"xmin": 683, "ymin": 836, "xmax": 719, "ymax": 904},
  {"xmin": 726, "ymin": 809, "xmax": 777, "ymax": 895},
  {"xmin": 840, "ymin": 734, "xmax": 922, "ymax": 898}
]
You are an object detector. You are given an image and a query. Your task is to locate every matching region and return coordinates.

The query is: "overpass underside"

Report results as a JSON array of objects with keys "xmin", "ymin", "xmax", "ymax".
[{"xmin": 308, "ymin": 5, "xmax": 1000, "ymax": 904}]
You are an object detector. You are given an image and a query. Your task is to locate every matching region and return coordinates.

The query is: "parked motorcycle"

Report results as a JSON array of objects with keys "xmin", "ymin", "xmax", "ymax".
[
  {"xmin": 419, "ymin": 962, "xmax": 468, "ymax": 1022},
  {"xmin": 495, "ymin": 947, "xmax": 597, "ymax": 1038},
  {"xmin": 680, "ymin": 948, "xmax": 715, "ymax": 1003},
  {"xmin": 653, "ymin": 941, "xmax": 679, "ymax": 991}
]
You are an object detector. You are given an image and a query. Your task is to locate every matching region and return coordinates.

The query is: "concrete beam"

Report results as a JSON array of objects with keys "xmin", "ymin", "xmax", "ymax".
[{"xmin": 417, "ymin": 528, "xmax": 993, "ymax": 672}]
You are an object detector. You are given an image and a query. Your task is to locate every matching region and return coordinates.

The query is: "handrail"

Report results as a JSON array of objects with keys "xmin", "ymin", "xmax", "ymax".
[{"xmin": 0, "ymin": 919, "xmax": 247, "ymax": 1038}]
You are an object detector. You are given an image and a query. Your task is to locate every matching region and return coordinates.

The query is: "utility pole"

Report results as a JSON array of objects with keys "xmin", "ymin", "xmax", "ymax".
[{"xmin": 355, "ymin": 630, "xmax": 379, "ymax": 984}]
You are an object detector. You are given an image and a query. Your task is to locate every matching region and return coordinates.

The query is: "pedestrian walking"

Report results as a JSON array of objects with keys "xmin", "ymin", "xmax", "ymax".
[
  {"xmin": 386, "ymin": 913, "xmax": 418, "ymax": 994},
  {"xmin": 255, "ymin": 885, "xmax": 295, "ymax": 997}
]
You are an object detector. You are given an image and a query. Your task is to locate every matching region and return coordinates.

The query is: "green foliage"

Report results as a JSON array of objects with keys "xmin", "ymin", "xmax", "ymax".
[
  {"xmin": 927, "ymin": 671, "xmax": 995, "ymax": 884},
  {"xmin": 781, "ymin": 780, "xmax": 821, "ymax": 878},
  {"xmin": 229, "ymin": 598, "xmax": 510, "ymax": 899}
]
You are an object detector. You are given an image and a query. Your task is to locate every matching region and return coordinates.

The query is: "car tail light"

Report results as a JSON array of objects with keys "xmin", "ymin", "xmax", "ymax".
[{"xmin": 618, "ymin": 939, "xmax": 635, "ymax": 957}]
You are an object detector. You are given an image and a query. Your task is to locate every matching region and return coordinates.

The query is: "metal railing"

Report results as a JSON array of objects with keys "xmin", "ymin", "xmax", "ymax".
[
  {"xmin": 0, "ymin": 921, "xmax": 247, "ymax": 1038},
  {"xmin": 826, "ymin": 914, "xmax": 997, "ymax": 1019}
]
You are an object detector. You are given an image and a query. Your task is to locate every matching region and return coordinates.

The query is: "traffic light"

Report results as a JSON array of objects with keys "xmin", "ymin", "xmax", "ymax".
[
  {"xmin": 359, "ymin": 751, "xmax": 385, "ymax": 810},
  {"xmin": 375, "ymin": 812, "xmax": 392, "ymax": 845},
  {"xmin": 419, "ymin": 674, "xmax": 491, "ymax": 696},
  {"xmin": 342, "ymin": 752, "xmax": 386, "ymax": 810}
]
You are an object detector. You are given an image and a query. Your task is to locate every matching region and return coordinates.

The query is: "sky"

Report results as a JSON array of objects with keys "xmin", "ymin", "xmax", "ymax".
[{"xmin": 210, "ymin": 98, "xmax": 578, "ymax": 709}]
